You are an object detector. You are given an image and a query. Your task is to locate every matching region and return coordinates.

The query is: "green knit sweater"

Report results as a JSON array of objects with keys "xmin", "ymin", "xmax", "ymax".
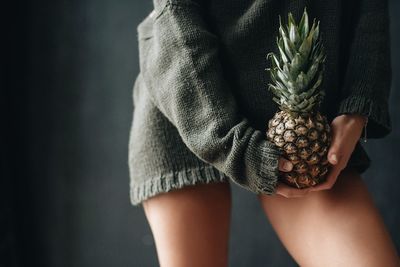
[{"xmin": 128, "ymin": 0, "xmax": 392, "ymax": 206}]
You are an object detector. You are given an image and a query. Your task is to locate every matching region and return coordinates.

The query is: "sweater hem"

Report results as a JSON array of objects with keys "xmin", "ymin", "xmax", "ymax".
[{"xmin": 130, "ymin": 166, "xmax": 230, "ymax": 206}]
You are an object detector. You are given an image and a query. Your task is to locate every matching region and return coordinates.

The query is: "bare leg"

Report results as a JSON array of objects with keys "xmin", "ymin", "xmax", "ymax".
[
  {"xmin": 142, "ymin": 180, "xmax": 232, "ymax": 267},
  {"xmin": 258, "ymin": 168, "xmax": 400, "ymax": 267}
]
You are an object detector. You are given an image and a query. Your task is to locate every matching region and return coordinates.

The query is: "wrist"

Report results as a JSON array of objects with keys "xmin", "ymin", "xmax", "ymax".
[
  {"xmin": 338, "ymin": 113, "xmax": 367, "ymax": 128},
  {"xmin": 351, "ymin": 114, "xmax": 368, "ymax": 127},
  {"xmin": 337, "ymin": 113, "xmax": 369, "ymax": 142}
]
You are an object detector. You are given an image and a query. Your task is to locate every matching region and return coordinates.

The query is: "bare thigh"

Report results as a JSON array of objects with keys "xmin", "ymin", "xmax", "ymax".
[
  {"xmin": 258, "ymin": 168, "xmax": 400, "ymax": 267},
  {"xmin": 142, "ymin": 180, "xmax": 232, "ymax": 267}
]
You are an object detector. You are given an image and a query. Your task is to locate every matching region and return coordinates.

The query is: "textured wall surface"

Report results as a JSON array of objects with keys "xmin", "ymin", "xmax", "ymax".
[{"xmin": 3, "ymin": 1, "xmax": 399, "ymax": 266}]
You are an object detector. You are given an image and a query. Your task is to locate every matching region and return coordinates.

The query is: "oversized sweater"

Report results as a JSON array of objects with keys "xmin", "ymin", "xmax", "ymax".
[{"xmin": 128, "ymin": 0, "xmax": 392, "ymax": 206}]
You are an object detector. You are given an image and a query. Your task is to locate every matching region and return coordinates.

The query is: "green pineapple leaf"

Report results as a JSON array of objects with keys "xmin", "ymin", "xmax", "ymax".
[{"xmin": 266, "ymin": 8, "xmax": 326, "ymax": 113}]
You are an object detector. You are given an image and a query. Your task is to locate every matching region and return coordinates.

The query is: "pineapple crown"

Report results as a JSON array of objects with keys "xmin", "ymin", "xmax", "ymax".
[{"xmin": 266, "ymin": 8, "xmax": 326, "ymax": 114}]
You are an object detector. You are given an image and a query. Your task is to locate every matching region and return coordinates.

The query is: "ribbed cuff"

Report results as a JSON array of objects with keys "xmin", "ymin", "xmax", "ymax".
[
  {"xmin": 238, "ymin": 129, "xmax": 282, "ymax": 195},
  {"xmin": 257, "ymin": 141, "xmax": 281, "ymax": 194},
  {"xmin": 336, "ymin": 96, "xmax": 392, "ymax": 138}
]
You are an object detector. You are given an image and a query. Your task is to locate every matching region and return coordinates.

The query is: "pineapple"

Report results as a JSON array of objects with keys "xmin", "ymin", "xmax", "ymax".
[{"xmin": 265, "ymin": 8, "xmax": 332, "ymax": 189}]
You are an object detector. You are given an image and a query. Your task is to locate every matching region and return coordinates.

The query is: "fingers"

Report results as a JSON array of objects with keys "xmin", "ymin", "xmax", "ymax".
[
  {"xmin": 278, "ymin": 158, "xmax": 293, "ymax": 172},
  {"xmin": 276, "ymin": 158, "xmax": 310, "ymax": 198},
  {"xmin": 275, "ymin": 182, "xmax": 312, "ymax": 198},
  {"xmin": 327, "ymin": 129, "xmax": 341, "ymax": 165},
  {"xmin": 309, "ymin": 164, "xmax": 341, "ymax": 191},
  {"xmin": 276, "ymin": 158, "xmax": 311, "ymax": 197},
  {"xmin": 327, "ymin": 116, "xmax": 358, "ymax": 166},
  {"xmin": 310, "ymin": 154, "xmax": 349, "ymax": 191},
  {"xmin": 318, "ymin": 118, "xmax": 351, "ymax": 190},
  {"xmin": 328, "ymin": 152, "xmax": 339, "ymax": 165}
]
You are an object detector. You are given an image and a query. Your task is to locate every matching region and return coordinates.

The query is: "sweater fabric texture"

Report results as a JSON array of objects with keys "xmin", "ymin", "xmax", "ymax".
[{"xmin": 128, "ymin": 0, "xmax": 392, "ymax": 206}]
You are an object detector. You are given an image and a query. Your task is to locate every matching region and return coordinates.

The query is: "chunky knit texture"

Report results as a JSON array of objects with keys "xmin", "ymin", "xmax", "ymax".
[{"xmin": 128, "ymin": 0, "xmax": 392, "ymax": 206}]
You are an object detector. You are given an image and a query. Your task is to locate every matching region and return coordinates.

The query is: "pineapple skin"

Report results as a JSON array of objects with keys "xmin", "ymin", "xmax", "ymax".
[{"xmin": 266, "ymin": 110, "xmax": 331, "ymax": 188}]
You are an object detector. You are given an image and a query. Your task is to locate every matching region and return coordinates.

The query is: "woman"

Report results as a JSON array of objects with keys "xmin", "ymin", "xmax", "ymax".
[{"xmin": 128, "ymin": 0, "xmax": 400, "ymax": 266}]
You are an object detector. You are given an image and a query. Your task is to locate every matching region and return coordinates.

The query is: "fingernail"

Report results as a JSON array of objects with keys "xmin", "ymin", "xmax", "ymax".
[
  {"xmin": 284, "ymin": 161, "xmax": 293, "ymax": 171},
  {"xmin": 330, "ymin": 154, "xmax": 338, "ymax": 164}
]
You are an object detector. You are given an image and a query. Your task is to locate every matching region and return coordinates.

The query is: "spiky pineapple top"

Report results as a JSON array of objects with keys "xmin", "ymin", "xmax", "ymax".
[{"xmin": 266, "ymin": 8, "xmax": 326, "ymax": 114}]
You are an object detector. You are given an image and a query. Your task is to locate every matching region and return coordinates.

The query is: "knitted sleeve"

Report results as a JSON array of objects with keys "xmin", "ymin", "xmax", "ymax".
[
  {"xmin": 335, "ymin": 0, "xmax": 392, "ymax": 138},
  {"xmin": 137, "ymin": 0, "xmax": 282, "ymax": 194}
]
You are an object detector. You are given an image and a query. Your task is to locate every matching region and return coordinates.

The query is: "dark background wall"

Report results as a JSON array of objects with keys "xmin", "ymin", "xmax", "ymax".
[{"xmin": 2, "ymin": 1, "xmax": 399, "ymax": 266}]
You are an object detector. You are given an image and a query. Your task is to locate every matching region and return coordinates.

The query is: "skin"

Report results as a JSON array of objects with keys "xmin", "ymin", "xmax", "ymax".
[
  {"xmin": 142, "ymin": 114, "xmax": 400, "ymax": 266},
  {"xmin": 258, "ymin": 168, "xmax": 400, "ymax": 267},
  {"xmin": 142, "ymin": 181, "xmax": 232, "ymax": 267}
]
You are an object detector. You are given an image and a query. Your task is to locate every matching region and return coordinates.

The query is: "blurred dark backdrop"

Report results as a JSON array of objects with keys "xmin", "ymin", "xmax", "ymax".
[{"xmin": 2, "ymin": 1, "xmax": 399, "ymax": 266}]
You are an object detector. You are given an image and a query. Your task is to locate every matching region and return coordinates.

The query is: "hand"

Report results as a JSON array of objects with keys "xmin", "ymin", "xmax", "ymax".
[
  {"xmin": 274, "ymin": 157, "xmax": 314, "ymax": 198},
  {"xmin": 309, "ymin": 113, "xmax": 367, "ymax": 192}
]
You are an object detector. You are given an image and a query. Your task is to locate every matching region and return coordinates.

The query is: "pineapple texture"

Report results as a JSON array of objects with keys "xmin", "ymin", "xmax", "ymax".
[{"xmin": 267, "ymin": 110, "xmax": 331, "ymax": 188}]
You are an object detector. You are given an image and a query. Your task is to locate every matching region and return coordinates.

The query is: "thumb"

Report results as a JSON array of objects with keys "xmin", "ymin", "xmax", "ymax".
[
  {"xmin": 327, "ymin": 145, "xmax": 340, "ymax": 165},
  {"xmin": 327, "ymin": 124, "xmax": 342, "ymax": 165},
  {"xmin": 278, "ymin": 158, "xmax": 293, "ymax": 172},
  {"xmin": 328, "ymin": 153, "xmax": 339, "ymax": 165}
]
